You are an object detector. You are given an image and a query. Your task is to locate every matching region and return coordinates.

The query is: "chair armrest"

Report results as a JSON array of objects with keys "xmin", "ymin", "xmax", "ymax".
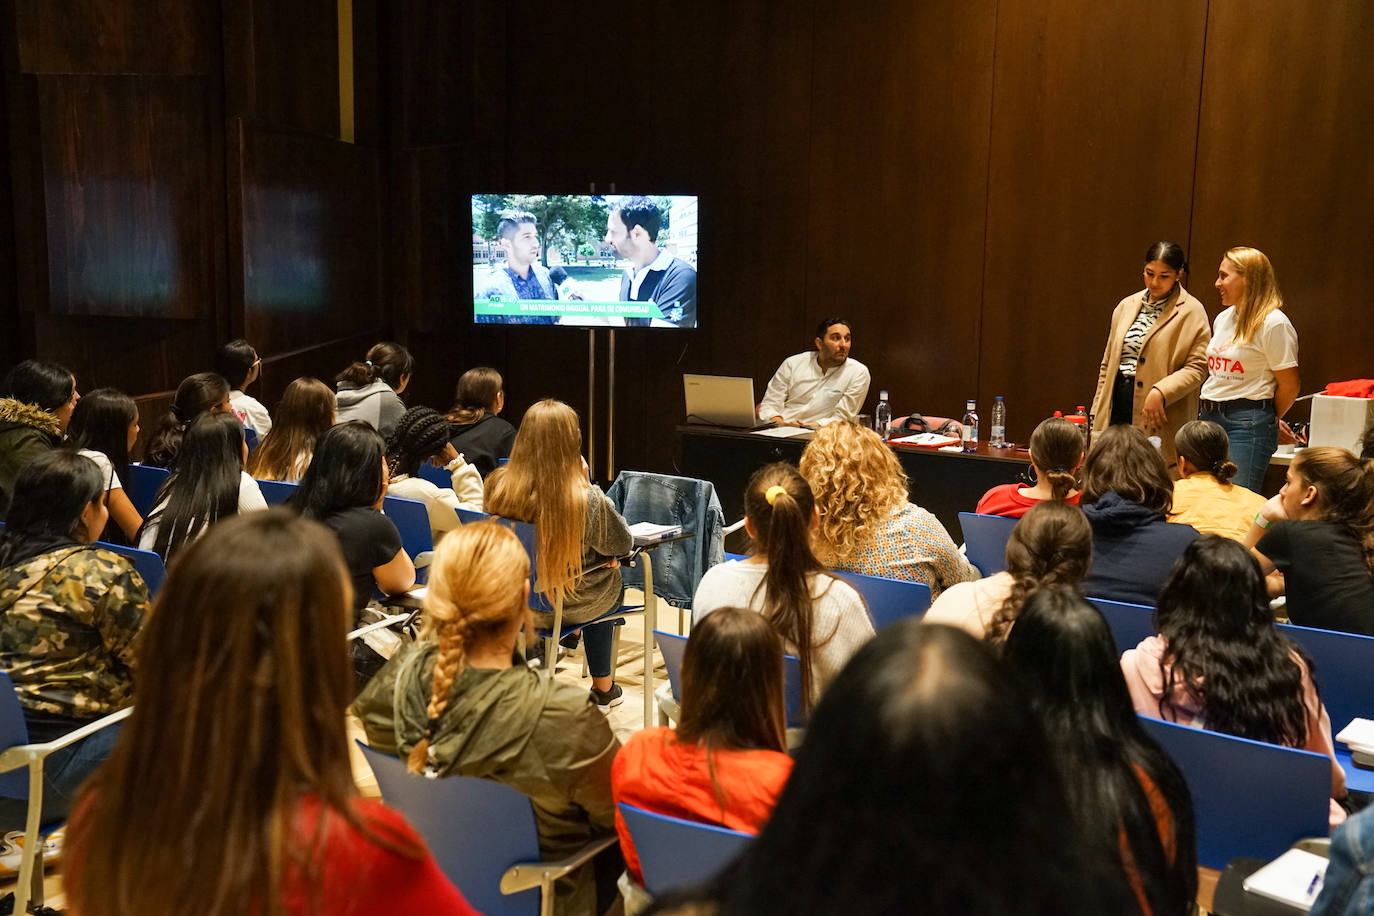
[
  {"xmin": 346, "ymin": 613, "xmax": 415, "ymax": 643},
  {"xmin": 499, "ymin": 833, "xmax": 619, "ymax": 894},
  {"xmin": 1293, "ymin": 837, "xmax": 1331, "ymax": 858},
  {"xmin": 723, "ymin": 519, "xmax": 746, "ymax": 536},
  {"xmin": 414, "ymin": 551, "xmax": 433, "ymax": 569},
  {"xmin": 0, "ymin": 706, "xmax": 132, "ymax": 773}
]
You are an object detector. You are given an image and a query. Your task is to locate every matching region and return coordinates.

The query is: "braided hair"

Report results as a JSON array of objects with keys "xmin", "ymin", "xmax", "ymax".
[
  {"xmin": 384, "ymin": 407, "xmax": 453, "ymax": 479},
  {"xmin": 406, "ymin": 521, "xmax": 530, "ymax": 773}
]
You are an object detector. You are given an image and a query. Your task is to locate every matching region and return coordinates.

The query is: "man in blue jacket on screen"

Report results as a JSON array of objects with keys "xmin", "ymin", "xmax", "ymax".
[
  {"xmin": 475, "ymin": 211, "xmax": 558, "ymax": 325},
  {"xmin": 605, "ymin": 196, "xmax": 698, "ymax": 328}
]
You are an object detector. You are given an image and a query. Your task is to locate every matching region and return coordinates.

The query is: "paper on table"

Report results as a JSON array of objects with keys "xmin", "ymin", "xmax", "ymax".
[
  {"xmin": 1335, "ymin": 717, "xmax": 1374, "ymax": 751},
  {"xmin": 891, "ymin": 433, "xmax": 961, "ymax": 447},
  {"xmin": 1241, "ymin": 848, "xmax": 1328, "ymax": 908},
  {"xmin": 752, "ymin": 426, "xmax": 811, "ymax": 438}
]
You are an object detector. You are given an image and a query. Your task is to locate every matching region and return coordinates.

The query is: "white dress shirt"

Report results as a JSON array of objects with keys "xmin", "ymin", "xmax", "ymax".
[{"xmin": 758, "ymin": 352, "xmax": 871, "ymax": 426}]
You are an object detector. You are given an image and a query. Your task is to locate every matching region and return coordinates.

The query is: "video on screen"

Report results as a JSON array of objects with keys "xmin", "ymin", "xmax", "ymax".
[{"xmin": 472, "ymin": 194, "xmax": 698, "ymax": 328}]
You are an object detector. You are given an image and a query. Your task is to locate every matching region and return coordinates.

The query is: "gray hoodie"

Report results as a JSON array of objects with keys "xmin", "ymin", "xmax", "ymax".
[
  {"xmin": 355, "ymin": 644, "xmax": 619, "ymax": 913},
  {"xmin": 335, "ymin": 379, "xmax": 406, "ymax": 439}
]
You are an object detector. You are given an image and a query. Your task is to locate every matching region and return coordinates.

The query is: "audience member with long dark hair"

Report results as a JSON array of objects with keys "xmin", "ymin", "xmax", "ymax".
[
  {"xmin": 142, "ymin": 371, "xmax": 232, "ymax": 469},
  {"xmin": 289, "ymin": 421, "xmax": 413, "ymax": 612},
  {"xmin": 0, "ymin": 451, "xmax": 149, "ymax": 825},
  {"xmin": 334, "ymin": 342, "xmax": 413, "ymax": 439},
  {"xmin": 1244, "ymin": 446, "xmax": 1374, "ymax": 635},
  {"xmin": 1005, "ymin": 587, "xmax": 1197, "ymax": 915},
  {"xmin": 356, "ymin": 520, "xmax": 618, "ymax": 915},
  {"xmin": 485, "ymin": 399, "xmax": 633, "ymax": 707},
  {"xmin": 215, "ymin": 338, "xmax": 272, "ymax": 435},
  {"xmin": 246, "ymin": 377, "xmax": 335, "ymax": 482},
  {"xmin": 0, "ymin": 359, "xmax": 79, "ymax": 514},
  {"xmin": 445, "ymin": 366, "xmax": 516, "ymax": 477},
  {"xmin": 976, "ymin": 415, "xmax": 1084, "ymax": 517},
  {"xmin": 139, "ymin": 412, "xmax": 267, "ymax": 560},
  {"xmin": 67, "ymin": 387, "xmax": 143, "ymax": 543},
  {"xmin": 1079, "ymin": 425, "xmax": 1199, "ymax": 605},
  {"xmin": 692, "ymin": 463, "xmax": 874, "ymax": 709},
  {"xmin": 1121, "ymin": 535, "xmax": 1347, "ymax": 825},
  {"xmin": 925, "ymin": 499, "xmax": 1092, "ymax": 643},
  {"xmin": 1167, "ymin": 419, "xmax": 1265, "ymax": 540},
  {"xmin": 613, "ymin": 608, "xmax": 792, "ymax": 888},
  {"xmin": 385, "ymin": 406, "xmax": 482, "ymax": 540},
  {"xmin": 654, "ymin": 621, "xmax": 1123, "ymax": 915},
  {"xmin": 67, "ymin": 510, "xmax": 477, "ymax": 915},
  {"xmin": 799, "ymin": 422, "xmax": 975, "ymax": 596}
]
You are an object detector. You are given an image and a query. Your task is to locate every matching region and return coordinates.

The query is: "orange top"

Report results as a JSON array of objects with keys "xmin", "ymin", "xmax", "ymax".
[{"xmin": 611, "ymin": 726, "xmax": 793, "ymax": 883}]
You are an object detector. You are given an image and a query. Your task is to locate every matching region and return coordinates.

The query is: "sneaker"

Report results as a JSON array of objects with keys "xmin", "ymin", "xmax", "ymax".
[{"xmin": 589, "ymin": 683, "xmax": 624, "ymax": 709}]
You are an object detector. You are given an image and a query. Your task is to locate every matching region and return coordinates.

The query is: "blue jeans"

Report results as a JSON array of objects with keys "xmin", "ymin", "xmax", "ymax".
[
  {"xmin": 1201, "ymin": 401, "xmax": 1277, "ymax": 493},
  {"xmin": 0, "ymin": 720, "xmax": 123, "ymax": 829}
]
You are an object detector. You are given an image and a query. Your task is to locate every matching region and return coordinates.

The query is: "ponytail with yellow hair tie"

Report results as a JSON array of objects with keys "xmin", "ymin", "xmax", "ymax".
[{"xmin": 765, "ymin": 485, "xmax": 788, "ymax": 506}]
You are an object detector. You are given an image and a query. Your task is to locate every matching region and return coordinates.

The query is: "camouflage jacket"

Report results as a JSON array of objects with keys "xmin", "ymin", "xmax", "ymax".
[{"xmin": 0, "ymin": 545, "xmax": 149, "ymax": 720}]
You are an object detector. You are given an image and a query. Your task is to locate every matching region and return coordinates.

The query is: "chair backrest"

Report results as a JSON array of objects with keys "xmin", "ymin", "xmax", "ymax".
[
  {"xmin": 831, "ymin": 570, "xmax": 931, "ymax": 630},
  {"xmin": 382, "ymin": 495, "xmax": 434, "ymax": 561},
  {"xmin": 243, "ymin": 426, "xmax": 259, "ymax": 453},
  {"xmin": 0, "ymin": 671, "xmax": 32, "ymax": 798},
  {"xmin": 1088, "ymin": 596, "xmax": 1156, "ymax": 654},
  {"xmin": 958, "ymin": 511, "xmax": 1018, "ymax": 575},
  {"xmin": 254, "ymin": 478, "xmax": 299, "ymax": 506},
  {"xmin": 359, "ymin": 743, "xmax": 542, "ymax": 916},
  {"xmin": 654, "ymin": 629, "xmax": 805, "ymax": 728},
  {"xmin": 454, "ymin": 508, "xmax": 555, "ymax": 613},
  {"xmin": 417, "ymin": 462, "xmax": 453, "ymax": 490},
  {"xmin": 1138, "ymin": 716, "xmax": 1330, "ymax": 869},
  {"xmin": 123, "ymin": 464, "xmax": 170, "ymax": 517},
  {"xmin": 618, "ymin": 803, "xmax": 753, "ymax": 897},
  {"xmin": 96, "ymin": 540, "xmax": 167, "ymax": 596},
  {"xmin": 1277, "ymin": 623, "xmax": 1374, "ymax": 734}
]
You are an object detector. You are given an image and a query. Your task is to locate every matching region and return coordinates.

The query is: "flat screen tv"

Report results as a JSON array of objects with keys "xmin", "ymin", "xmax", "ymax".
[{"xmin": 472, "ymin": 194, "xmax": 698, "ymax": 328}]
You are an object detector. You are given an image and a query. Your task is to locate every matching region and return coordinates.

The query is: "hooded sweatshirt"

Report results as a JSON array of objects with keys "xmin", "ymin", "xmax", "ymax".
[
  {"xmin": 354, "ymin": 642, "xmax": 619, "ymax": 914},
  {"xmin": 0, "ymin": 399, "xmax": 64, "ymax": 517},
  {"xmin": 335, "ymin": 380, "xmax": 406, "ymax": 439},
  {"xmin": 1081, "ymin": 491, "xmax": 1198, "ymax": 606}
]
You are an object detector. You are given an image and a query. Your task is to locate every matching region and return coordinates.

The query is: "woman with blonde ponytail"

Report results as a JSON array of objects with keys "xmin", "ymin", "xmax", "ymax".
[
  {"xmin": 1244, "ymin": 446, "xmax": 1374, "ymax": 635},
  {"xmin": 692, "ymin": 463, "xmax": 874, "ymax": 708},
  {"xmin": 356, "ymin": 521, "xmax": 621, "ymax": 915}
]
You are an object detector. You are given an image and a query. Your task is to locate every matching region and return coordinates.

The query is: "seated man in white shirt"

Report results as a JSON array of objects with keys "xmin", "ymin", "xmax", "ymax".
[{"xmin": 759, "ymin": 318, "xmax": 871, "ymax": 426}]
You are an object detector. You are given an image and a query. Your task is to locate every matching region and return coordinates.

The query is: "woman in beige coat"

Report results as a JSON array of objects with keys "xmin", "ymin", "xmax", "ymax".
[{"xmin": 1090, "ymin": 241, "xmax": 1210, "ymax": 468}]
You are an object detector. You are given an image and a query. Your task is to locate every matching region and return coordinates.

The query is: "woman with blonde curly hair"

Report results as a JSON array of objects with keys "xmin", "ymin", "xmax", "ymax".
[
  {"xmin": 356, "ymin": 521, "xmax": 620, "ymax": 915},
  {"xmin": 925, "ymin": 500, "xmax": 1092, "ymax": 644},
  {"xmin": 484, "ymin": 399, "xmax": 632, "ymax": 707},
  {"xmin": 799, "ymin": 422, "xmax": 975, "ymax": 597}
]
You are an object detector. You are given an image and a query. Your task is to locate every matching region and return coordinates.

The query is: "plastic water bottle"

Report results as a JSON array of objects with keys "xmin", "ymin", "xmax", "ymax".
[
  {"xmin": 1073, "ymin": 404, "xmax": 1090, "ymax": 448},
  {"xmin": 874, "ymin": 391, "xmax": 892, "ymax": 439},
  {"xmin": 990, "ymin": 396, "xmax": 1007, "ymax": 448},
  {"xmin": 961, "ymin": 399, "xmax": 979, "ymax": 453}
]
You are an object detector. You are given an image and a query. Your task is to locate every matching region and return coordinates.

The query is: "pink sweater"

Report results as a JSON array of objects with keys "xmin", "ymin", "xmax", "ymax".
[{"xmin": 1121, "ymin": 635, "xmax": 1346, "ymax": 827}]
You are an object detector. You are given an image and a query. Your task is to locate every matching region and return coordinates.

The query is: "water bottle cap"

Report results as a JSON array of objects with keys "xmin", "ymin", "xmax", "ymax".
[
  {"xmin": 995, "ymin": 395, "xmax": 1004, "ymax": 401},
  {"xmin": 966, "ymin": 399, "xmax": 975, "ymax": 406}
]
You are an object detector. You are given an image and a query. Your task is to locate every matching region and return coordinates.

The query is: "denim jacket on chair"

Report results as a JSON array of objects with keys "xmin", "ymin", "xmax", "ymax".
[
  {"xmin": 1312, "ymin": 804, "xmax": 1374, "ymax": 915},
  {"xmin": 605, "ymin": 471, "xmax": 725, "ymax": 608}
]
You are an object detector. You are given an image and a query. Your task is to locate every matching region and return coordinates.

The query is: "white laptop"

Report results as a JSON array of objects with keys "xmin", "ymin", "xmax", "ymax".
[{"xmin": 683, "ymin": 374, "xmax": 770, "ymax": 429}]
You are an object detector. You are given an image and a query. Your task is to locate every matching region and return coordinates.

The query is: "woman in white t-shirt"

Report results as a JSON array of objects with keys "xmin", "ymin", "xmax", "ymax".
[
  {"xmin": 67, "ymin": 388, "xmax": 143, "ymax": 543},
  {"xmin": 139, "ymin": 413, "xmax": 268, "ymax": 560},
  {"xmin": 1199, "ymin": 247, "xmax": 1300, "ymax": 492},
  {"xmin": 692, "ymin": 463, "xmax": 875, "ymax": 710}
]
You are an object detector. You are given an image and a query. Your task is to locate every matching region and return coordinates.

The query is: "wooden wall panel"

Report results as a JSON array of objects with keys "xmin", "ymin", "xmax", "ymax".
[
  {"xmin": 14, "ymin": 0, "xmax": 212, "ymax": 75},
  {"xmin": 230, "ymin": 121, "xmax": 384, "ymax": 356},
  {"xmin": 397, "ymin": 0, "xmax": 505, "ymax": 149},
  {"xmin": 1190, "ymin": 1, "xmax": 1374, "ymax": 412},
  {"xmin": 224, "ymin": 0, "xmax": 340, "ymax": 137},
  {"xmin": 981, "ymin": 0, "xmax": 1207, "ymax": 440},
  {"xmin": 29, "ymin": 315, "xmax": 215, "ymax": 398},
  {"xmin": 806, "ymin": 0, "xmax": 996, "ymax": 425},
  {"xmin": 34, "ymin": 76, "xmax": 217, "ymax": 319}
]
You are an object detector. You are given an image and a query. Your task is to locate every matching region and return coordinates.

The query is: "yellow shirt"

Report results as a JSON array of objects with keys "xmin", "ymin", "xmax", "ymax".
[{"xmin": 1168, "ymin": 473, "xmax": 1266, "ymax": 541}]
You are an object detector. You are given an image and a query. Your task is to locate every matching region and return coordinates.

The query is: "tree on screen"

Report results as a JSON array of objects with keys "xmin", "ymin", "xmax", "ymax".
[{"xmin": 472, "ymin": 194, "xmax": 609, "ymax": 267}]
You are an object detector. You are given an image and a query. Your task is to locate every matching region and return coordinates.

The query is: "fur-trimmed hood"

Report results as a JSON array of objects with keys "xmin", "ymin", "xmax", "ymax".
[{"xmin": 0, "ymin": 398, "xmax": 63, "ymax": 438}]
